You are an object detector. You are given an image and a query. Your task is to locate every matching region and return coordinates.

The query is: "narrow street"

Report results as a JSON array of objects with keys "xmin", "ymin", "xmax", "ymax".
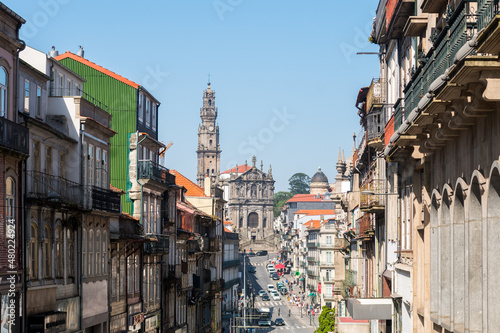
[{"xmin": 238, "ymin": 254, "xmax": 317, "ymax": 333}]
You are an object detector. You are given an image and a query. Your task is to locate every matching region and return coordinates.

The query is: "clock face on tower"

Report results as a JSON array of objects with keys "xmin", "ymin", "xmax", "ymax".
[{"xmin": 209, "ymin": 125, "xmax": 214, "ymax": 131}]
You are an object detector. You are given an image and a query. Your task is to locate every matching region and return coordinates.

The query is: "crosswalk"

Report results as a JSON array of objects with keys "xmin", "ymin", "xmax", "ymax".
[
  {"xmin": 252, "ymin": 325, "xmax": 309, "ymax": 330},
  {"xmin": 254, "ymin": 301, "xmax": 284, "ymax": 307}
]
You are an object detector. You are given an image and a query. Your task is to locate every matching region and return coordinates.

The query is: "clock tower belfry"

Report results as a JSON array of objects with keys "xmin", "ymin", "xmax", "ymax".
[{"xmin": 197, "ymin": 82, "xmax": 221, "ymax": 187}]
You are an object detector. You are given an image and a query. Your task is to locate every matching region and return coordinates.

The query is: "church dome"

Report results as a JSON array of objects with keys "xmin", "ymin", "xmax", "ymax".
[{"xmin": 311, "ymin": 167, "xmax": 329, "ymax": 184}]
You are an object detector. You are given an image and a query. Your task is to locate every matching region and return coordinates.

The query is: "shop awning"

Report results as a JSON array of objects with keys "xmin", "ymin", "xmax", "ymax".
[{"xmin": 346, "ymin": 298, "xmax": 392, "ymax": 320}]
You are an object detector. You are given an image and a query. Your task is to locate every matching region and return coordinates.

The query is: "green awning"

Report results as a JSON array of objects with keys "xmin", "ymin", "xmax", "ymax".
[
  {"xmin": 299, "ymin": 277, "xmax": 305, "ymax": 281},
  {"xmin": 309, "ymin": 292, "xmax": 316, "ymax": 297}
]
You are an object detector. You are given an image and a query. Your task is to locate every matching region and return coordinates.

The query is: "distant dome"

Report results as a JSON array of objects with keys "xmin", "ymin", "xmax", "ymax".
[{"xmin": 311, "ymin": 167, "xmax": 329, "ymax": 184}]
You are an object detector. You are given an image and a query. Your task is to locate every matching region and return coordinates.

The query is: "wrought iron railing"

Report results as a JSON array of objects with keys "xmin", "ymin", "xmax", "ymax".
[
  {"xmin": 0, "ymin": 117, "xmax": 29, "ymax": 155},
  {"xmin": 138, "ymin": 160, "xmax": 175, "ymax": 186},
  {"xmin": 358, "ymin": 214, "xmax": 375, "ymax": 237},
  {"xmin": 306, "ymin": 242, "xmax": 318, "ymax": 248},
  {"xmin": 144, "ymin": 234, "xmax": 170, "ymax": 254},
  {"xmin": 478, "ymin": 0, "xmax": 498, "ymax": 31},
  {"xmin": 360, "ymin": 179, "xmax": 387, "ymax": 209},
  {"xmin": 307, "ymin": 256, "xmax": 316, "ymax": 262},
  {"xmin": 366, "ymin": 78, "xmax": 386, "ymax": 112},
  {"xmin": 393, "ymin": 98, "xmax": 404, "ymax": 133},
  {"xmin": 50, "ymin": 88, "xmax": 108, "ymax": 111},
  {"xmin": 84, "ymin": 185, "xmax": 121, "ymax": 213},
  {"xmin": 27, "ymin": 170, "xmax": 83, "ymax": 207}
]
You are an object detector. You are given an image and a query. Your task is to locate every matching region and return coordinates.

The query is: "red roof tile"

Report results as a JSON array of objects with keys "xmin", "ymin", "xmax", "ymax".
[
  {"xmin": 286, "ymin": 194, "xmax": 324, "ymax": 203},
  {"xmin": 221, "ymin": 165, "xmax": 252, "ymax": 174},
  {"xmin": 54, "ymin": 52, "xmax": 140, "ymax": 89},
  {"xmin": 170, "ymin": 170, "xmax": 206, "ymax": 197},
  {"xmin": 304, "ymin": 220, "xmax": 321, "ymax": 229},
  {"xmin": 294, "ymin": 209, "xmax": 335, "ymax": 216}
]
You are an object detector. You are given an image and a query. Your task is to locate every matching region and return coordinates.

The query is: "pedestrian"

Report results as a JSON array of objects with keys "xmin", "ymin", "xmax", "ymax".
[{"xmin": 278, "ymin": 308, "xmax": 280, "ymax": 316}]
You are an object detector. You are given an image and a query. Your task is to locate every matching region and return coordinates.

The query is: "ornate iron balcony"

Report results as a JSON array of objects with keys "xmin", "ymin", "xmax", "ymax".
[
  {"xmin": 84, "ymin": 185, "xmax": 121, "ymax": 213},
  {"xmin": 27, "ymin": 170, "xmax": 83, "ymax": 207},
  {"xmin": 144, "ymin": 234, "xmax": 170, "ymax": 254},
  {"xmin": 138, "ymin": 160, "xmax": 175, "ymax": 186},
  {"xmin": 0, "ymin": 117, "xmax": 29, "ymax": 156}
]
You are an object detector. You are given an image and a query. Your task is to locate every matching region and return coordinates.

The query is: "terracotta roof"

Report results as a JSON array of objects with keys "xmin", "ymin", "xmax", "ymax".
[
  {"xmin": 170, "ymin": 169, "xmax": 206, "ymax": 197},
  {"xmin": 221, "ymin": 165, "xmax": 252, "ymax": 174},
  {"xmin": 54, "ymin": 52, "xmax": 140, "ymax": 89},
  {"xmin": 110, "ymin": 184, "xmax": 125, "ymax": 194},
  {"xmin": 294, "ymin": 209, "xmax": 335, "ymax": 216},
  {"xmin": 286, "ymin": 194, "xmax": 324, "ymax": 203},
  {"xmin": 304, "ymin": 220, "xmax": 321, "ymax": 229}
]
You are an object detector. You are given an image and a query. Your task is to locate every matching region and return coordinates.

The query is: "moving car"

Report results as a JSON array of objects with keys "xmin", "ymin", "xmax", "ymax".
[
  {"xmin": 267, "ymin": 284, "xmax": 275, "ymax": 292},
  {"xmin": 266, "ymin": 264, "xmax": 274, "ymax": 271},
  {"xmin": 256, "ymin": 250, "xmax": 268, "ymax": 256},
  {"xmin": 258, "ymin": 290, "xmax": 267, "ymax": 297},
  {"xmin": 261, "ymin": 295, "xmax": 270, "ymax": 301},
  {"xmin": 275, "ymin": 318, "xmax": 285, "ymax": 326},
  {"xmin": 271, "ymin": 292, "xmax": 281, "ymax": 301},
  {"xmin": 280, "ymin": 288, "xmax": 288, "ymax": 295},
  {"xmin": 272, "ymin": 273, "xmax": 279, "ymax": 280},
  {"xmin": 248, "ymin": 267, "xmax": 256, "ymax": 273}
]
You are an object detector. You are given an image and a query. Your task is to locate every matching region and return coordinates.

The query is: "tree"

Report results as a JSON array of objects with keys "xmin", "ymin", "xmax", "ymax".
[
  {"xmin": 289, "ymin": 173, "xmax": 311, "ymax": 195},
  {"xmin": 273, "ymin": 191, "xmax": 292, "ymax": 217},
  {"xmin": 315, "ymin": 306, "xmax": 335, "ymax": 333}
]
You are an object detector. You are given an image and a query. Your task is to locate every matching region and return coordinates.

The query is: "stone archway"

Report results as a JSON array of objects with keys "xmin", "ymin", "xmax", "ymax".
[
  {"xmin": 487, "ymin": 164, "xmax": 500, "ymax": 330},
  {"xmin": 430, "ymin": 191, "xmax": 440, "ymax": 320},
  {"xmin": 452, "ymin": 179, "xmax": 467, "ymax": 330}
]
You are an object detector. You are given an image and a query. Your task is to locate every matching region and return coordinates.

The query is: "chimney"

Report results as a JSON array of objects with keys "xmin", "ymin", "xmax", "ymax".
[
  {"xmin": 77, "ymin": 45, "xmax": 84, "ymax": 57},
  {"xmin": 48, "ymin": 46, "xmax": 58, "ymax": 58},
  {"xmin": 204, "ymin": 175, "xmax": 211, "ymax": 197}
]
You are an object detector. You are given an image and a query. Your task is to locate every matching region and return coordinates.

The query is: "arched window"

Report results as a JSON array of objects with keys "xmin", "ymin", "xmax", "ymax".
[
  {"xmin": 55, "ymin": 226, "xmax": 63, "ymax": 278},
  {"xmin": 248, "ymin": 212, "xmax": 258, "ymax": 228},
  {"xmin": 239, "ymin": 218, "xmax": 243, "ymax": 228},
  {"xmin": 5, "ymin": 177, "xmax": 14, "ymax": 221},
  {"xmin": 263, "ymin": 218, "xmax": 267, "ymax": 228},
  {"xmin": 43, "ymin": 225, "xmax": 51, "ymax": 278},
  {"xmin": 67, "ymin": 229, "xmax": 74, "ymax": 278},
  {"xmin": 82, "ymin": 228, "xmax": 87, "ymax": 277},
  {"xmin": 208, "ymin": 99, "xmax": 212, "ymax": 106},
  {"xmin": 0, "ymin": 67, "xmax": 7, "ymax": 118},
  {"xmin": 89, "ymin": 230, "xmax": 94, "ymax": 276},
  {"xmin": 96, "ymin": 230, "xmax": 101, "ymax": 275},
  {"xmin": 30, "ymin": 223, "xmax": 38, "ymax": 279}
]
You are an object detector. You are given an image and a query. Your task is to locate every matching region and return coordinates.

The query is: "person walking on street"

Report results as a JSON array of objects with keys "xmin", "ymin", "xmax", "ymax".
[{"xmin": 278, "ymin": 308, "xmax": 280, "ymax": 316}]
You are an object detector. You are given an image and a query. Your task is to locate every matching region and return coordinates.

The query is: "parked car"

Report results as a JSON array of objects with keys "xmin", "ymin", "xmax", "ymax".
[
  {"xmin": 258, "ymin": 290, "xmax": 267, "ymax": 297},
  {"xmin": 271, "ymin": 292, "xmax": 281, "ymax": 301},
  {"xmin": 280, "ymin": 288, "xmax": 288, "ymax": 295},
  {"xmin": 275, "ymin": 318, "xmax": 285, "ymax": 326},
  {"xmin": 272, "ymin": 273, "xmax": 279, "ymax": 280},
  {"xmin": 256, "ymin": 250, "xmax": 268, "ymax": 256},
  {"xmin": 267, "ymin": 284, "xmax": 275, "ymax": 292},
  {"xmin": 261, "ymin": 294, "xmax": 270, "ymax": 301},
  {"xmin": 266, "ymin": 264, "xmax": 274, "ymax": 271},
  {"xmin": 248, "ymin": 267, "xmax": 256, "ymax": 273}
]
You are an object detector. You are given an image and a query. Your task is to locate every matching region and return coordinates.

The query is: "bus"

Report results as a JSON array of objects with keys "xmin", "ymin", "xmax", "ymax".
[{"xmin": 257, "ymin": 307, "xmax": 271, "ymax": 326}]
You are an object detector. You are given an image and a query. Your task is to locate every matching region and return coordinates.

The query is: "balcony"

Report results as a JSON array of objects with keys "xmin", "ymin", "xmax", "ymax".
[
  {"xmin": 421, "ymin": 0, "xmax": 447, "ymax": 13},
  {"xmin": 358, "ymin": 214, "xmax": 375, "ymax": 239},
  {"xmin": 26, "ymin": 170, "xmax": 83, "ymax": 208},
  {"xmin": 477, "ymin": 0, "xmax": 500, "ymax": 53},
  {"xmin": 307, "ymin": 256, "xmax": 316, "ymax": 262},
  {"xmin": 360, "ymin": 179, "xmax": 386, "ymax": 212},
  {"xmin": 138, "ymin": 160, "xmax": 176, "ymax": 186},
  {"xmin": 222, "ymin": 259, "xmax": 240, "ymax": 269},
  {"xmin": 84, "ymin": 185, "xmax": 121, "ymax": 213},
  {"xmin": 319, "ymin": 238, "xmax": 348, "ymax": 250},
  {"xmin": 366, "ymin": 105, "xmax": 389, "ymax": 150},
  {"xmin": 319, "ymin": 261, "xmax": 334, "ymax": 268},
  {"xmin": 0, "ymin": 117, "xmax": 29, "ymax": 156},
  {"xmin": 323, "ymin": 293, "xmax": 336, "ymax": 301},
  {"xmin": 392, "ymin": 98, "xmax": 404, "ymax": 135},
  {"xmin": 345, "ymin": 269, "xmax": 357, "ymax": 288},
  {"xmin": 365, "ymin": 78, "xmax": 385, "ymax": 113},
  {"xmin": 306, "ymin": 269, "xmax": 317, "ymax": 276},
  {"xmin": 144, "ymin": 234, "xmax": 170, "ymax": 254},
  {"xmin": 224, "ymin": 278, "xmax": 240, "ymax": 289},
  {"xmin": 404, "ymin": 1, "xmax": 477, "ymax": 113},
  {"xmin": 386, "ymin": 0, "xmax": 415, "ymax": 39},
  {"xmin": 306, "ymin": 242, "xmax": 318, "ymax": 248}
]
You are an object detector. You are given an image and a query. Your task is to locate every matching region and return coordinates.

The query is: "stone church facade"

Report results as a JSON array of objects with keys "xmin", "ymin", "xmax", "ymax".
[{"xmin": 221, "ymin": 157, "xmax": 275, "ymax": 244}]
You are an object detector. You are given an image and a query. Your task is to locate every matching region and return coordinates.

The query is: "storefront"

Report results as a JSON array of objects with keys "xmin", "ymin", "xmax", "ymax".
[
  {"xmin": 145, "ymin": 312, "xmax": 160, "ymax": 332},
  {"xmin": 128, "ymin": 302, "xmax": 144, "ymax": 332}
]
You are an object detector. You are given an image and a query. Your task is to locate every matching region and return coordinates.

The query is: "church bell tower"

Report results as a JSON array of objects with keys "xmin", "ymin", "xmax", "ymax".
[{"xmin": 197, "ymin": 82, "xmax": 221, "ymax": 187}]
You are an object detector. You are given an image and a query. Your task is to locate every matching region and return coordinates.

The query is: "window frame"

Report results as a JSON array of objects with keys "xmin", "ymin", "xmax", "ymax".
[
  {"xmin": 24, "ymin": 79, "xmax": 30, "ymax": 113},
  {"xmin": 0, "ymin": 67, "xmax": 7, "ymax": 118}
]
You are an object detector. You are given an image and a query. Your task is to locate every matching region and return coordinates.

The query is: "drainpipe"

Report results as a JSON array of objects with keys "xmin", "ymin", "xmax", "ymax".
[{"xmin": 79, "ymin": 122, "xmax": 85, "ymax": 331}]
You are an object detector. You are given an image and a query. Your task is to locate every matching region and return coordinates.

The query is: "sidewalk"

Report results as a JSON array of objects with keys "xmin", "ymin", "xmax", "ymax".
[{"xmin": 282, "ymin": 281, "xmax": 318, "ymax": 329}]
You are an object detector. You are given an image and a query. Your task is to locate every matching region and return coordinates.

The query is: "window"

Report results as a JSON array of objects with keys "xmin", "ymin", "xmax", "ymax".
[
  {"xmin": 96, "ymin": 148, "xmax": 101, "ymax": 187},
  {"xmin": 89, "ymin": 230, "xmax": 94, "ymax": 275},
  {"xmin": 5, "ymin": 177, "xmax": 14, "ymax": 222},
  {"xmin": 143, "ymin": 200, "xmax": 148, "ymax": 233},
  {"xmin": 58, "ymin": 73, "xmax": 64, "ymax": 94},
  {"xmin": 119, "ymin": 254, "xmax": 125, "ymax": 296},
  {"xmin": 326, "ymin": 269, "xmax": 332, "ymax": 281},
  {"xmin": 24, "ymin": 79, "xmax": 30, "ymax": 113},
  {"xmin": 55, "ymin": 226, "xmax": 63, "ymax": 278},
  {"xmin": 156, "ymin": 261, "xmax": 160, "ymax": 300},
  {"xmin": 96, "ymin": 230, "xmax": 101, "ymax": 275},
  {"xmin": 152, "ymin": 104, "xmax": 157, "ymax": 131},
  {"xmin": 102, "ymin": 150, "xmax": 108, "ymax": 188},
  {"xmin": 36, "ymin": 85, "xmax": 41, "ymax": 117},
  {"xmin": 135, "ymin": 254, "xmax": 140, "ymax": 292},
  {"xmin": 88, "ymin": 144, "xmax": 95, "ymax": 186},
  {"xmin": 111, "ymin": 252, "xmax": 117, "ymax": 298},
  {"xmin": 60, "ymin": 152, "xmax": 66, "ymax": 179},
  {"xmin": 0, "ymin": 67, "xmax": 7, "ymax": 117},
  {"xmin": 143, "ymin": 257, "xmax": 148, "ymax": 304},
  {"xmin": 150, "ymin": 201, "xmax": 155, "ymax": 234},
  {"xmin": 66, "ymin": 78, "xmax": 72, "ymax": 95},
  {"xmin": 102, "ymin": 231, "xmax": 107, "ymax": 274},
  {"xmin": 248, "ymin": 212, "xmax": 258, "ymax": 228},
  {"xmin": 156, "ymin": 203, "xmax": 161, "ymax": 234},
  {"xmin": 128, "ymin": 256, "xmax": 133, "ymax": 293},
  {"xmin": 45, "ymin": 146, "xmax": 52, "ymax": 175},
  {"xmin": 75, "ymin": 83, "xmax": 81, "ymax": 96},
  {"xmin": 149, "ymin": 258, "xmax": 154, "ymax": 301},
  {"xmin": 138, "ymin": 94, "xmax": 144, "ymax": 122},
  {"xmin": 43, "ymin": 225, "xmax": 51, "ymax": 278},
  {"xmin": 82, "ymin": 229, "xmax": 87, "ymax": 276},
  {"xmin": 67, "ymin": 229, "xmax": 74, "ymax": 278},
  {"xmin": 326, "ymin": 251, "xmax": 332, "ymax": 265},
  {"xmin": 30, "ymin": 224, "xmax": 38, "ymax": 279},
  {"xmin": 326, "ymin": 236, "xmax": 332, "ymax": 245},
  {"xmin": 145, "ymin": 97, "xmax": 150, "ymax": 127}
]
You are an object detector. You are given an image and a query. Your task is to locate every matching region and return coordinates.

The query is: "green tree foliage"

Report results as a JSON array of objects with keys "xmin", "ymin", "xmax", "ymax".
[
  {"xmin": 289, "ymin": 172, "xmax": 311, "ymax": 195},
  {"xmin": 315, "ymin": 306, "xmax": 335, "ymax": 333},
  {"xmin": 273, "ymin": 191, "xmax": 292, "ymax": 217}
]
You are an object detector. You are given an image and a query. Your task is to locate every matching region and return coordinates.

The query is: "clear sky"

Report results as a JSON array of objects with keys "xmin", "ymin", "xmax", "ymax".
[{"xmin": 6, "ymin": 0, "xmax": 380, "ymax": 192}]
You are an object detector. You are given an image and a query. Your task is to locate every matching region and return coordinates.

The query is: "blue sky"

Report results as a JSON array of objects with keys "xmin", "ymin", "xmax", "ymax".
[{"xmin": 7, "ymin": 0, "xmax": 380, "ymax": 191}]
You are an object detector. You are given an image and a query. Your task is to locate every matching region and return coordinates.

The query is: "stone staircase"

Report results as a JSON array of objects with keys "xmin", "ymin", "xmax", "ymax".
[{"xmin": 239, "ymin": 234, "xmax": 278, "ymax": 252}]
